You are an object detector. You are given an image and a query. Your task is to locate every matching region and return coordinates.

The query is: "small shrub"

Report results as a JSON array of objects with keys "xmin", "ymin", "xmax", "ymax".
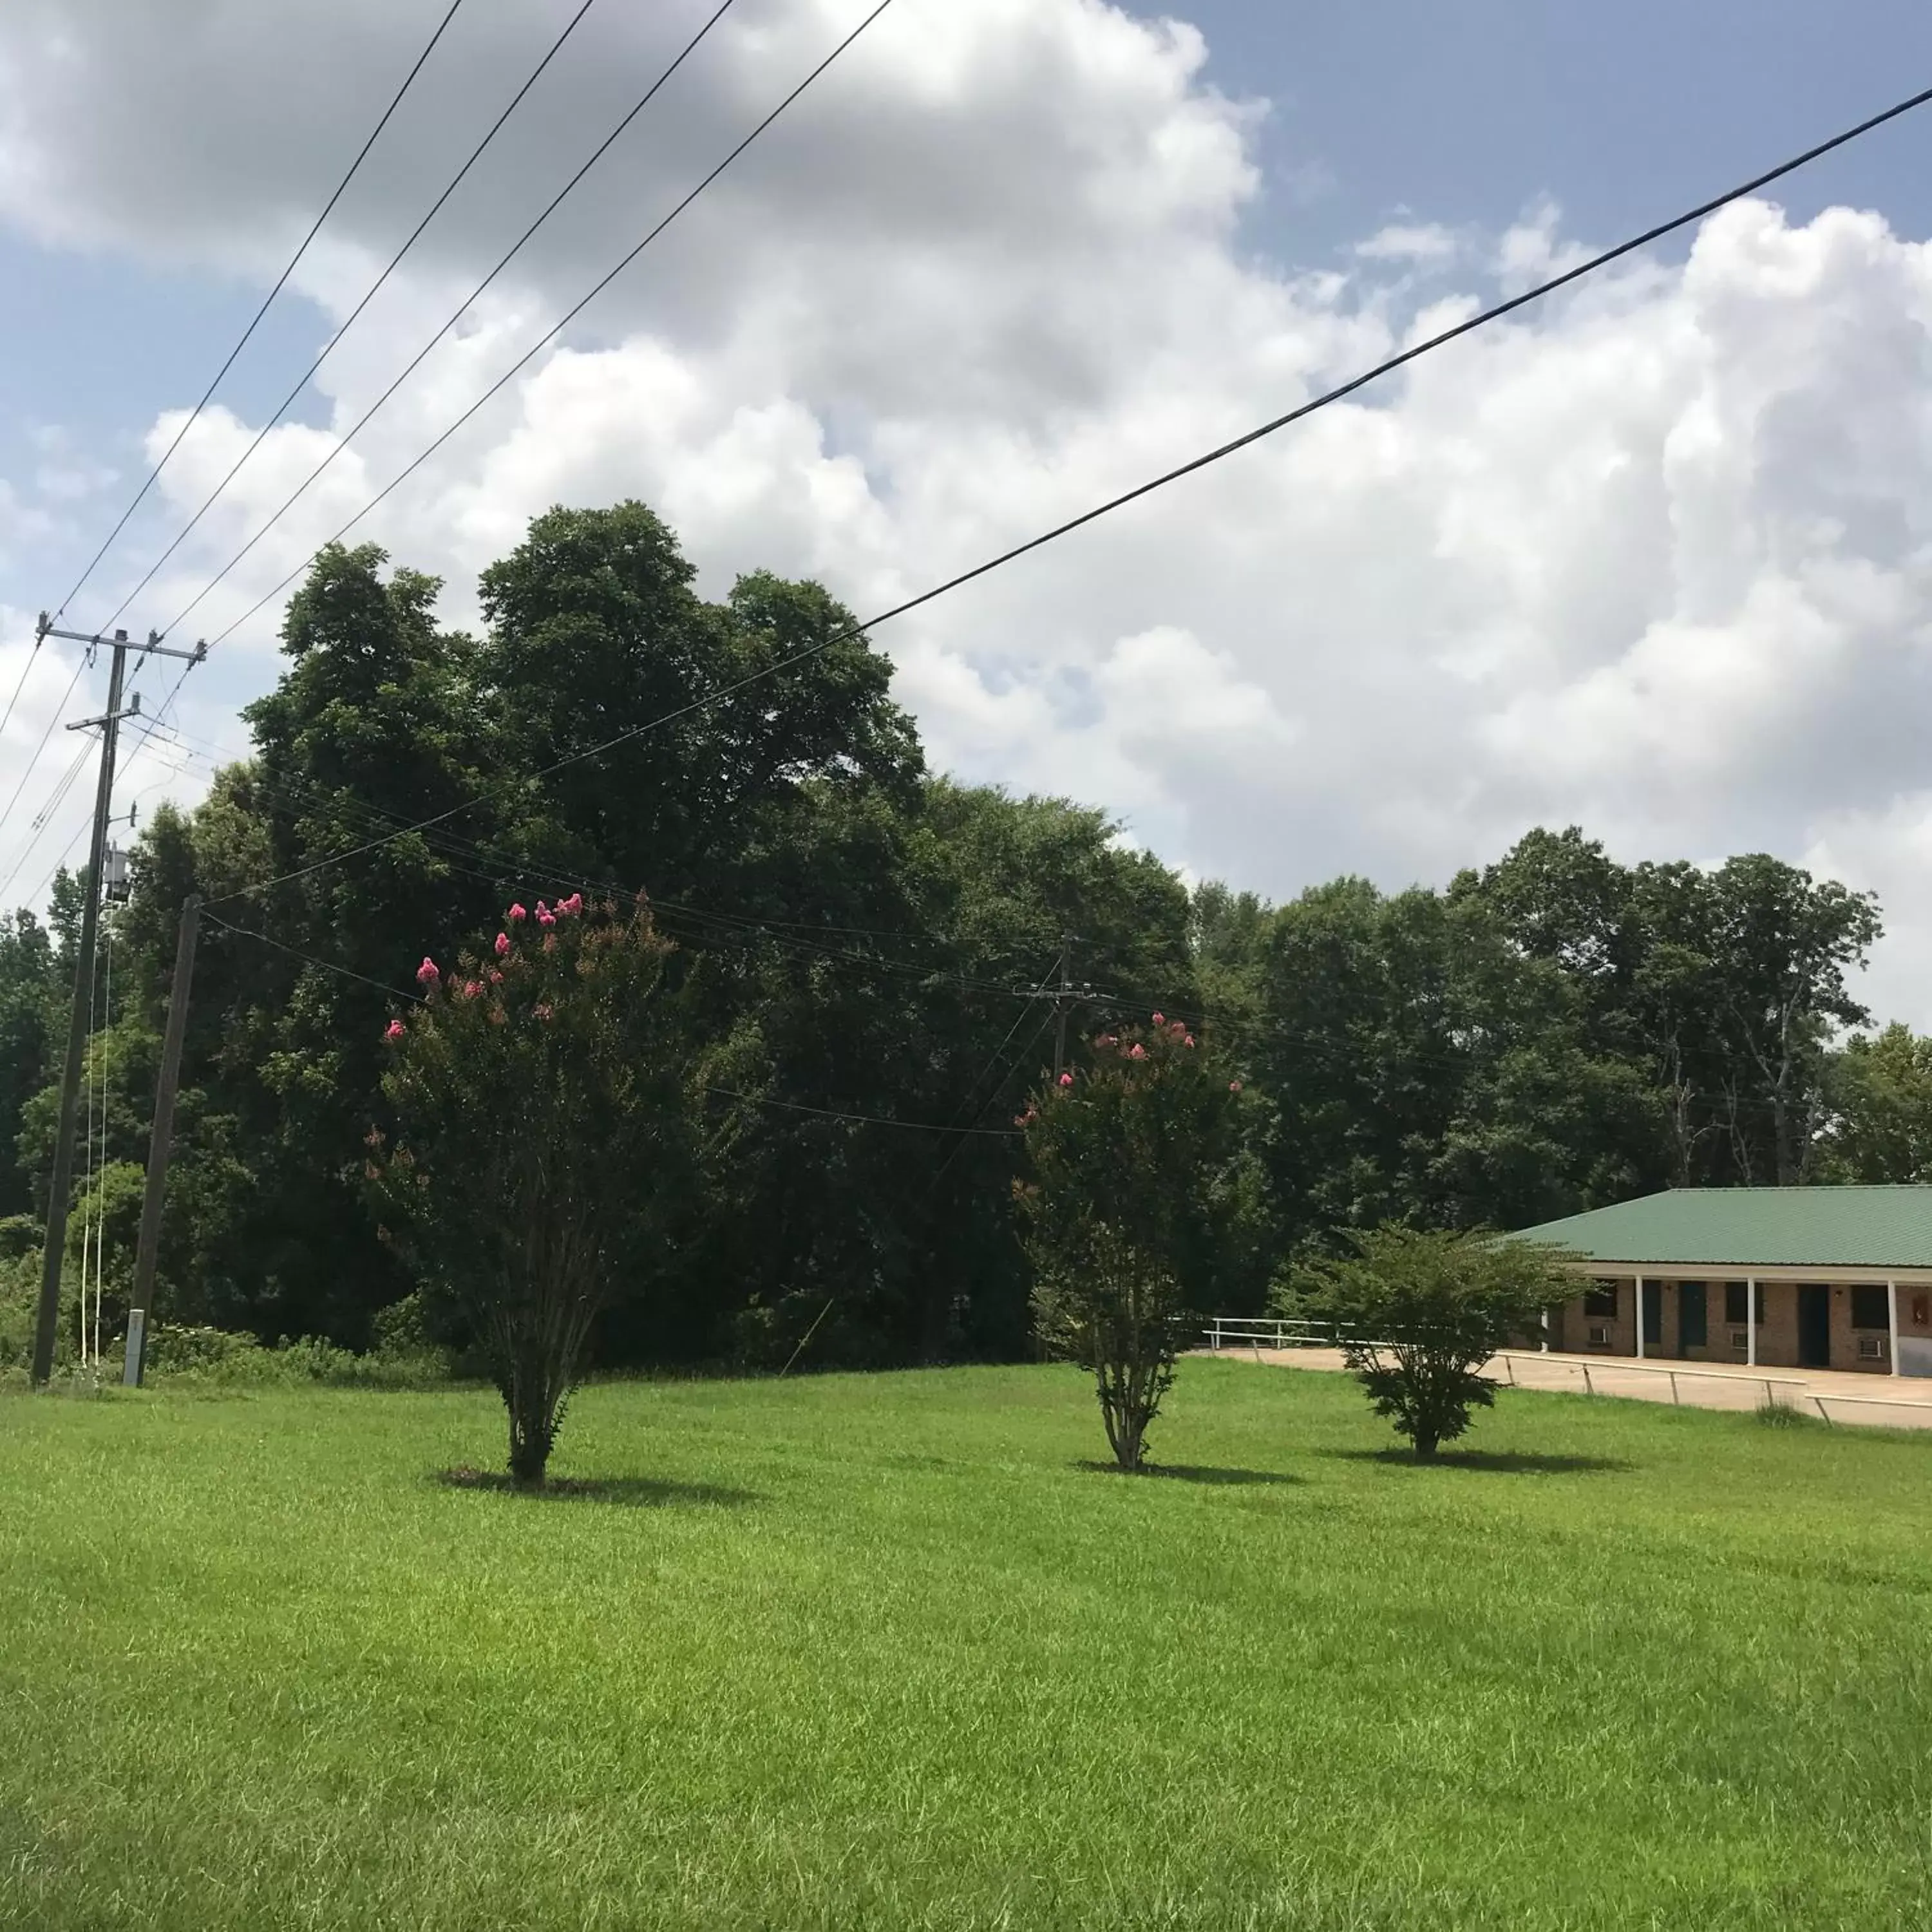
[
  {"xmin": 1280, "ymin": 1224, "xmax": 1573, "ymax": 1459},
  {"xmin": 1755, "ymin": 1395, "xmax": 1823, "ymax": 1429}
]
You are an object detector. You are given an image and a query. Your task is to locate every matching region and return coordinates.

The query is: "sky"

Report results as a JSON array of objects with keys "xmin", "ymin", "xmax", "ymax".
[{"xmin": 3, "ymin": 0, "xmax": 1932, "ymax": 1019}]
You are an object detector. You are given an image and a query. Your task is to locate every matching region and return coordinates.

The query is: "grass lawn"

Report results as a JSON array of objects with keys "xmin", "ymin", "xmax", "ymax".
[{"xmin": 4, "ymin": 1360, "xmax": 1932, "ymax": 1931}]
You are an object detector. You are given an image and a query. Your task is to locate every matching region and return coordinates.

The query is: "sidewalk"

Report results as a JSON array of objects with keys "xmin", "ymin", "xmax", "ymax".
[{"xmin": 1202, "ymin": 1343, "xmax": 1932, "ymax": 1430}]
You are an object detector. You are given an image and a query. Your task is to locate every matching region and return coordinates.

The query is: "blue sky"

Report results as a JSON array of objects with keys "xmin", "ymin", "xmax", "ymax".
[
  {"xmin": 9, "ymin": 0, "xmax": 1932, "ymax": 640},
  {"xmin": 6, "ymin": 0, "xmax": 1932, "ymax": 1016}
]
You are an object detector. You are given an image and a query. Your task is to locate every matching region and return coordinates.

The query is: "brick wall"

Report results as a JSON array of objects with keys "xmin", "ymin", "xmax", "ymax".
[{"xmin": 1549, "ymin": 1274, "xmax": 1908, "ymax": 1372}]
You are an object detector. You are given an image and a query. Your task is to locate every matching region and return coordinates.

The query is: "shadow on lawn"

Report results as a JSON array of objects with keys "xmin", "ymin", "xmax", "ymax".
[
  {"xmin": 1325, "ymin": 1448, "xmax": 1629, "ymax": 1475},
  {"xmin": 1073, "ymin": 1461, "xmax": 1301, "ymax": 1486},
  {"xmin": 434, "ymin": 1467, "xmax": 758, "ymax": 1508}
]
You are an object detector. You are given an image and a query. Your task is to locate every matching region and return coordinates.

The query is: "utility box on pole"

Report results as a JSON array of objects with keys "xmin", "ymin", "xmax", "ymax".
[{"xmin": 28, "ymin": 618, "xmax": 205, "ymax": 1388}]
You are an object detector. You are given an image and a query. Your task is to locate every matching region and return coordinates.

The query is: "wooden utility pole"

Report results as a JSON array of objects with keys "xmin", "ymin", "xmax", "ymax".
[
  {"xmin": 1052, "ymin": 930, "xmax": 1074, "ymax": 1082},
  {"xmin": 124, "ymin": 892, "xmax": 200, "ymax": 1387},
  {"xmin": 28, "ymin": 617, "xmax": 204, "ymax": 1387}
]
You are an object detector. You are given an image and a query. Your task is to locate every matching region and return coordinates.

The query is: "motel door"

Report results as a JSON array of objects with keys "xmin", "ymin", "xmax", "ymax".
[
  {"xmin": 1798, "ymin": 1285, "xmax": 1832, "ymax": 1368},
  {"xmin": 1642, "ymin": 1280, "xmax": 1664, "ymax": 1356}
]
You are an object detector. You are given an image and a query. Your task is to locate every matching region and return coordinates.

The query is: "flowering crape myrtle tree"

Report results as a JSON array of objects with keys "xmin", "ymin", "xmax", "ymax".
[
  {"xmin": 1016, "ymin": 1016, "xmax": 1247, "ymax": 1472},
  {"xmin": 368, "ymin": 891, "xmax": 693, "ymax": 1486}
]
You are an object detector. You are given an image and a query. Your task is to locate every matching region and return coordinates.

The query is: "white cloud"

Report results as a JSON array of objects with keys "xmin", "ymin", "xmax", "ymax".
[
  {"xmin": 1356, "ymin": 222, "xmax": 1458, "ymax": 264},
  {"xmin": 6, "ymin": 0, "xmax": 1932, "ymax": 1025}
]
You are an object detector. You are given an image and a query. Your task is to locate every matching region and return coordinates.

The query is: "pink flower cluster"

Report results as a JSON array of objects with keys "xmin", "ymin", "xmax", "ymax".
[{"xmin": 383, "ymin": 891, "xmax": 591, "ymax": 1040}]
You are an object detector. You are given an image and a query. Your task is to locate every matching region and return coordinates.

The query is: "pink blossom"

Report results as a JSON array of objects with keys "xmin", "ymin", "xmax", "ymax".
[
  {"xmin": 534, "ymin": 1003, "xmax": 554, "ymax": 1021},
  {"xmin": 1229, "ymin": 1079, "xmax": 1242, "ymax": 1094},
  {"xmin": 488, "ymin": 969, "xmax": 502, "ymax": 985},
  {"xmin": 537, "ymin": 908, "xmax": 557, "ymax": 929},
  {"xmin": 462, "ymin": 980, "xmax": 481, "ymax": 1000},
  {"xmin": 1058, "ymin": 1072, "xmax": 1074, "ymax": 1088},
  {"xmin": 415, "ymin": 956, "xmax": 439, "ymax": 986},
  {"xmin": 384, "ymin": 1018, "xmax": 406, "ymax": 1043},
  {"xmin": 1184, "ymin": 1034, "xmax": 1196, "ymax": 1048},
  {"xmin": 1151, "ymin": 1011, "xmax": 1164, "ymax": 1027},
  {"xmin": 1129, "ymin": 1044, "xmax": 1146, "ymax": 1060},
  {"xmin": 558, "ymin": 892, "xmax": 583, "ymax": 917},
  {"xmin": 507, "ymin": 903, "xmax": 527, "ymax": 924},
  {"xmin": 494, "ymin": 932, "xmax": 510, "ymax": 957}
]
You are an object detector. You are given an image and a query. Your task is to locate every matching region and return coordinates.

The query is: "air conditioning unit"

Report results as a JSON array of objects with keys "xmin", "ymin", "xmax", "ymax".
[
  {"xmin": 1586, "ymin": 1323, "xmax": 1611, "ymax": 1347},
  {"xmin": 1858, "ymin": 1334, "xmax": 1886, "ymax": 1361},
  {"xmin": 1730, "ymin": 1330, "xmax": 1749, "ymax": 1351}
]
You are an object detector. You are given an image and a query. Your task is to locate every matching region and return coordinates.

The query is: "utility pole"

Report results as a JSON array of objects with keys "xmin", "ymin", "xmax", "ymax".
[
  {"xmin": 29, "ymin": 616, "xmax": 205, "ymax": 1388},
  {"xmin": 1023, "ymin": 932, "xmax": 1112, "ymax": 1083},
  {"xmin": 124, "ymin": 892, "xmax": 200, "ymax": 1387},
  {"xmin": 1052, "ymin": 930, "xmax": 1074, "ymax": 1082}
]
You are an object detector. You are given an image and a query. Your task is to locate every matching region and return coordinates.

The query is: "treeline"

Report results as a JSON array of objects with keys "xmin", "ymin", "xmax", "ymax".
[{"xmin": 0, "ymin": 500, "xmax": 1919, "ymax": 1368}]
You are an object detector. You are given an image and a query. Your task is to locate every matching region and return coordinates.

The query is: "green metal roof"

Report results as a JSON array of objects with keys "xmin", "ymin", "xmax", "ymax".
[{"xmin": 1511, "ymin": 1186, "xmax": 1932, "ymax": 1270}]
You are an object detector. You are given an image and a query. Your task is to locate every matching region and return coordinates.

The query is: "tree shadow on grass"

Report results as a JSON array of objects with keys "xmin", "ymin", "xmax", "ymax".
[
  {"xmin": 1072, "ymin": 1460, "xmax": 1301, "ymax": 1486},
  {"xmin": 1324, "ymin": 1448, "xmax": 1629, "ymax": 1475},
  {"xmin": 434, "ymin": 1467, "xmax": 759, "ymax": 1508}
]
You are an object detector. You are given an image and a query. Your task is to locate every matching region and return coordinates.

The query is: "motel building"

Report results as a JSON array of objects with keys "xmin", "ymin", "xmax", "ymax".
[{"xmin": 1511, "ymin": 1185, "xmax": 1932, "ymax": 1379}]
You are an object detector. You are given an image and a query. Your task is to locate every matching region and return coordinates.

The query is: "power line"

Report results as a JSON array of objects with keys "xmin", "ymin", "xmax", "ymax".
[
  {"xmin": 0, "ymin": 650, "xmax": 88, "ymax": 846},
  {"xmin": 204, "ymin": 911, "xmax": 426, "ymax": 1003},
  {"xmin": 0, "ymin": 636, "xmax": 41, "ymax": 740},
  {"xmin": 160, "ymin": 0, "xmax": 757, "ymax": 643},
  {"xmin": 202, "ymin": 77, "xmax": 1932, "ymax": 912},
  {"xmin": 100, "ymin": 0, "xmax": 606, "ymax": 639},
  {"xmin": 703, "ymin": 1087, "xmax": 1018, "ymax": 1135},
  {"xmin": 53, "ymin": 0, "xmax": 471, "ymax": 627}
]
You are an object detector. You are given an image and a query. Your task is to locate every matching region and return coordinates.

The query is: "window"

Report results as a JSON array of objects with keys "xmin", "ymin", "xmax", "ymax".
[
  {"xmin": 1858, "ymin": 1334, "xmax": 1886, "ymax": 1361},
  {"xmin": 1724, "ymin": 1282, "xmax": 1754, "ymax": 1325},
  {"xmin": 1852, "ymin": 1285, "xmax": 1890, "ymax": 1331},
  {"xmin": 1679, "ymin": 1280, "xmax": 1707, "ymax": 1349},
  {"xmin": 1584, "ymin": 1282, "xmax": 1618, "ymax": 1318},
  {"xmin": 1586, "ymin": 1324, "xmax": 1612, "ymax": 1348}
]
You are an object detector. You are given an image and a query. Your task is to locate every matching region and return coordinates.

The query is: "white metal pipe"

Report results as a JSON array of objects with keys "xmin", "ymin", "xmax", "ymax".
[
  {"xmin": 1747, "ymin": 1276, "xmax": 1757, "ymax": 1368},
  {"xmin": 1888, "ymin": 1278, "xmax": 1900, "ymax": 1378},
  {"xmin": 1634, "ymin": 1274, "xmax": 1645, "ymax": 1361}
]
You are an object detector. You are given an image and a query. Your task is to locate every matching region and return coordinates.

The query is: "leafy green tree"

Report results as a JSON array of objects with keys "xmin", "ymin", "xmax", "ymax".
[
  {"xmin": 0, "ymin": 909, "xmax": 55, "ymax": 1217},
  {"xmin": 1819, "ymin": 1023, "xmax": 1932, "ymax": 1182},
  {"xmin": 1017, "ymin": 1017, "xmax": 1245, "ymax": 1470},
  {"xmin": 1278, "ymin": 1224, "xmax": 1573, "ymax": 1458},
  {"xmin": 369, "ymin": 893, "xmax": 698, "ymax": 1485}
]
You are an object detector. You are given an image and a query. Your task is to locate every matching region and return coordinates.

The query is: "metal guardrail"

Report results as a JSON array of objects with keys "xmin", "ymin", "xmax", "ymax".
[
  {"xmin": 1204, "ymin": 1317, "xmax": 1361, "ymax": 1352},
  {"xmin": 1488, "ymin": 1349, "xmax": 1812, "ymax": 1410},
  {"xmin": 1208, "ymin": 1320, "xmax": 1932, "ymax": 1428}
]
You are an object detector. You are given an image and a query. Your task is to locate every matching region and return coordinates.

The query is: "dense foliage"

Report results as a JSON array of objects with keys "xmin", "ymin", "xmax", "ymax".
[
  {"xmin": 0, "ymin": 500, "xmax": 1917, "ymax": 1373},
  {"xmin": 1279, "ymin": 1225, "xmax": 1576, "ymax": 1457}
]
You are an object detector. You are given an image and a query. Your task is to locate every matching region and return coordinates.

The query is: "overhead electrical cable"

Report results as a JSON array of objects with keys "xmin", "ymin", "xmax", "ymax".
[
  {"xmin": 99, "ymin": 0, "xmax": 610, "ymax": 640},
  {"xmin": 0, "ymin": 641, "xmax": 39, "ymax": 740},
  {"xmin": 202, "ymin": 78, "xmax": 1932, "ymax": 912},
  {"xmin": 703, "ymin": 1088, "xmax": 1019, "ymax": 1135},
  {"xmin": 52, "ymin": 0, "xmax": 471, "ymax": 627},
  {"xmin": 0, "ymin": 653, "xmax": 89, "ymax": 847},
  {"xmin": 160, "ymin": 0, "xmax": 763, "ymax": 642}
]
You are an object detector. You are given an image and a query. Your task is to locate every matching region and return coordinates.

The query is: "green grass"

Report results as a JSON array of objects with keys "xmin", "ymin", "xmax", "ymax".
[{"xmin": 5, "ymin": 1362, "xmax": 1932, "ymax": 1931}]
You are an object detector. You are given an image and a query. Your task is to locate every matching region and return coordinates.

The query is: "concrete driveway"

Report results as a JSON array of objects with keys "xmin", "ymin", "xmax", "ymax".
[{"xmin": 1202, "ymin": 1343, "xmax": 1932, "ymax": 1430}]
